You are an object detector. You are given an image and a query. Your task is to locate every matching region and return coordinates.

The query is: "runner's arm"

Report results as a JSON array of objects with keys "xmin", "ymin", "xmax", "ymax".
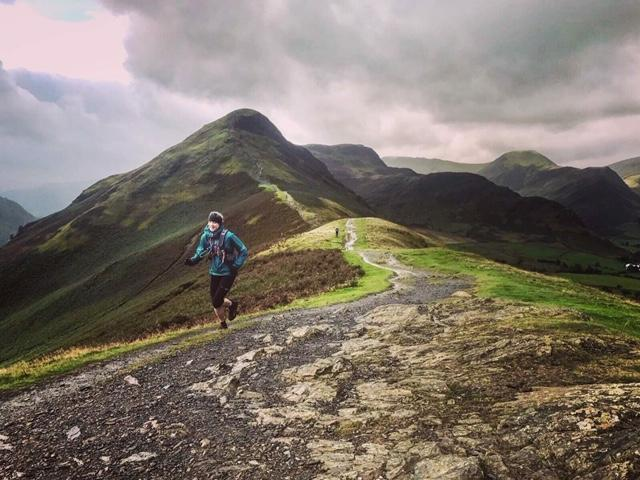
[
  {"xmin": 189, "ymin": 231, "xmax": 209, "ymax": 263},
  {"xmin": 230, "ymin": 234, "xmax": 249, "ymax": 270}
]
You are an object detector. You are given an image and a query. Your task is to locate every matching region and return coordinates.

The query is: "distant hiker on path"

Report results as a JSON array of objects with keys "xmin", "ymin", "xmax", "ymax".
[
  {"xmin": 335, "ymin": 227, "xmax": 339, "ymax": 238},
  {"xmin": 184, "ymin": 211, "xmax": 248, "ymax": 329}
]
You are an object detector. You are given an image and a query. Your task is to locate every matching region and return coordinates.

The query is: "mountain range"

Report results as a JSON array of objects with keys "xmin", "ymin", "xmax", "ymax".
[
  {"xmin": 385, "ymin": 150, "xmax": 640, "ymax": 237},
  {"xmin": 0, "ymin": 109, "xmax": 633, "ymax": 364},
  {"xmin": 306, "ymin": 145, "xmax": 616, "ymax": 252}
]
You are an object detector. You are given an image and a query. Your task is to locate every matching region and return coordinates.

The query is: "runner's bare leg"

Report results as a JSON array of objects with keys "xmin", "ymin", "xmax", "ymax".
[{"xmin": 214, "ymin": 306, "xmax": 227, "ymax": 322}]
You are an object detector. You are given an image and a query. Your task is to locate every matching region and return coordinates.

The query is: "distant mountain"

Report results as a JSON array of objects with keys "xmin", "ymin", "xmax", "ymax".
[
  {"xmin": 308, "ymin": 144, "xmax": 615, "ymax": 251},
  {"xmin": 478, "ymin": 150, "xmax": 557, "ymax": 191},
  {"xmin": 1, "ymin": 180, "xmax": 92, "ymax": 218},
  {"xmin": 383, "ymin": 156, "xmax": 488, "ymax": 174},
  {"xmin": 609, "ymin": 156, "xmax": 640, "ymax": 179},
  {"xmin": 0, "ymin": 196, "xmax": 35, "ymax": 245},
  {"xmin": 0, "ymin": 109, "xmax": 371, "ymax": 363},
  {"xmin": 305, "ymin": 144, "xmax": 392, "ymax": 178},
  {"xmin": 479, "ymin": 151, "xmax": 640, "ymax": 234},
  {"xmin": 609, "ymin": 156, "xmax": 640, "ymax": 194}
]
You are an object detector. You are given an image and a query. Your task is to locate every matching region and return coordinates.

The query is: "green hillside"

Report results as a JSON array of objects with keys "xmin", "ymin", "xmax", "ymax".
[
  {"xmin": 383, "ymin": 156, "xmax": 488, "ymax": 174},
  {"xmin": 609, "ymin": 156, "xmax": 640, "ymax": 179},
  {"xmin": 398, "ymin": 247, "xmax": 640, "ymax": 338},
  {"xmin": 625, "ymin": 174, "xmax": 640, "ymax": 194},
  {"xmin": 0, "ymin": 109, "xmax": 371, "ymax": 365},
  {"xmin": 2, "ymin": 216, "xmax": 638, "ymax": 390},
  {"xmin": 0, "ymin": 196, "xmax": 35, "ymax": 245},
  {"xmin": 608, "ymin": 157, "xmax": 640, "ymax": 196}
]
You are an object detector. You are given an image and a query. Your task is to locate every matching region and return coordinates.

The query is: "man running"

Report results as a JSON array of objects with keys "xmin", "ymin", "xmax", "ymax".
[{"xmin": 184, "ymin": 211, "xmax": 248, "ymax": 329}]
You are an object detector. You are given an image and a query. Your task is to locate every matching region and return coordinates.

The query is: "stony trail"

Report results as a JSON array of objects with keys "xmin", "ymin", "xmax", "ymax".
[{"xmin": 3, "ymin": 224, "xmax": 640, "ymax": 479}]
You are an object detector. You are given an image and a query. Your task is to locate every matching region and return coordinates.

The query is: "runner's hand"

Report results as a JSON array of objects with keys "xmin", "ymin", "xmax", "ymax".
[{"xmin": 184, "ymin": 258, "xmax": 196, "ymax": 266}]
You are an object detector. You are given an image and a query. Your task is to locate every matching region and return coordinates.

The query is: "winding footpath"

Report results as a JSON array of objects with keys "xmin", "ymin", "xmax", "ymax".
[{"xmin": 2, "ymin": 220, "xmax": 640, "ymax": 479}]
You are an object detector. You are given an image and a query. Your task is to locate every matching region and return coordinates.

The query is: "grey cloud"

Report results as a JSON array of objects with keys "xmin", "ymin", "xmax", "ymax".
[
  {"xmin": 0, "ymin": 64, "xmax": 228, "ymax": 190},
  {"xmin": 98, "ymin": 0, "xmax": 640, "ymax": 165},
  {"xmin": 103, "ymin": 0, "xmax": 640, "ymax": 126}
]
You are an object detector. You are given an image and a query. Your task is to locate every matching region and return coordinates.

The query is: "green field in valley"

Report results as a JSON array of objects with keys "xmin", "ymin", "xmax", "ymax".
[{"xmin": 398, "ymin": 247, "xmax": 640, "ymax": 338}]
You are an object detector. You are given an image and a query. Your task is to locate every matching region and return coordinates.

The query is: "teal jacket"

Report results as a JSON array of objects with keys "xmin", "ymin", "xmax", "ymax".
[{"xmin": 190, "ymin": 226, "xmax": 249, "ymax": 276}]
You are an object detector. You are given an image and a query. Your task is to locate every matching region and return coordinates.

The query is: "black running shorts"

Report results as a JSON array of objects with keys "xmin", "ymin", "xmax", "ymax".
[{"xmin": 210, "ymin": 274, "xmax": 235, "ymax": 308}]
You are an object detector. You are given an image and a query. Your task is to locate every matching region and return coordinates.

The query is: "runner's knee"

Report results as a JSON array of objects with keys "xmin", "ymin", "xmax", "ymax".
[{"xmin": 212, "ymin": 296, "xmax": 224, "ymax": 308}]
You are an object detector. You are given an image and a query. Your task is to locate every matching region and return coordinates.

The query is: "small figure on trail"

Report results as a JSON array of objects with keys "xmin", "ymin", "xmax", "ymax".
[
  {"xmin": 184, "ymin": 211, "xmax": 248, "ymax": 329},
  {"xmin": 335, "ymin": 227, "xmax": 339, "ymax": 238}
]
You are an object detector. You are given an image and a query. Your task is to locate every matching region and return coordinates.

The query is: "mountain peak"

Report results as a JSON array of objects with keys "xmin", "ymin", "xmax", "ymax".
[
  {"xmin": 493, "ymin": 150, "xmax": 557, "ymax": 169},
  {"xmin": 207, "ymin": 108, "xmax": 286, "ymax": 142}
]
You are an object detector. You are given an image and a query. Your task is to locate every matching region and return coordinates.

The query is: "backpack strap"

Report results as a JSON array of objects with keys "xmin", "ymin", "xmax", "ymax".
[
  {"xmin": 217, "ymin": 229, "xmax": 229, "ymax": 263},
  {"xmin": 218, "ymin": 229, "xmax": 228, "ymax": 250}
]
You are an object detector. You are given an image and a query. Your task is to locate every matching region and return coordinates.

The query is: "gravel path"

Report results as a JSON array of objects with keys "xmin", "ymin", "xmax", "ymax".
[{"xmin": 0, "ymin": 223, "xmax": 468, "ymax": 479}]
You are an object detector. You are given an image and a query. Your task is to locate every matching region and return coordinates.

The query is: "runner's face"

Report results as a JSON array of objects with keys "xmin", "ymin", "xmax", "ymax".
[{"xmin": 208, "ymin": 220, "xmax": 220, "ymax": 231}]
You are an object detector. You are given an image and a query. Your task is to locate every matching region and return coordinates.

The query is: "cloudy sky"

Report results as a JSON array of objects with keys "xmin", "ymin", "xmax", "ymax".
[{"xmin": 1, "ymin": 0, "xmax": 639, "ymax": 191}]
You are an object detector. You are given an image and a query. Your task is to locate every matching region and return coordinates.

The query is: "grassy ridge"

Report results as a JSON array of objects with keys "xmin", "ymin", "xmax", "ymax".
[
  {"xmin": 398, "ymin": 247, "xmax": 640, "ymax": 337},
  {"xmin": 352, "ymin": 217, "xmax": 433, "ymax": 250},
  {"xmin": 260, "ymin": 219, "xmax": 348, "ymax": 254}
]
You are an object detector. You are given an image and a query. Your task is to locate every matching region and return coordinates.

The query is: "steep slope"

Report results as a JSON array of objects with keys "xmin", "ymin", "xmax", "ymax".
[
  {"xmin": 0, "ymin": 196, "xmax": 35, "ymax": 245},
  {"xmin": 0, "ymin": 109, "xmax": 370, "ymax": 364},
  {"xmin": 609, "ymin": 156, "xmax": 640, "ymax": 194},
  {"xmin": 609, "ymin": 156, "xmax": 640, "ymax": 179},
  {"xmin": 517, "ymin": 167, "xmax": 640, "ymax": 234},
  {"xmin": 383, "ymin": 156, "xmax": 488, "ymax": 174},
  {"xmin": 308, "ymin": 145, "xmax": 618, "ymax": 252},
  {"xmin": 480, "ymin": 152, "xmax": 640, "ymax": 234}
]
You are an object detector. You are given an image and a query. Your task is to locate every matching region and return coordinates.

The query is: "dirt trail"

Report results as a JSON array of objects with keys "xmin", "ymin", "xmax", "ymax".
[{"xmin": 2, "ymin": 221, "xmax": 640, "ymax": 479}]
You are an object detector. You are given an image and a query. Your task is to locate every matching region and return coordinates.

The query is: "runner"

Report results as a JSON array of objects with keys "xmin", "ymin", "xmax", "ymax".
[{"xmin": 184, "ymin": 211, "xmax": 248, "ymax": 329}]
